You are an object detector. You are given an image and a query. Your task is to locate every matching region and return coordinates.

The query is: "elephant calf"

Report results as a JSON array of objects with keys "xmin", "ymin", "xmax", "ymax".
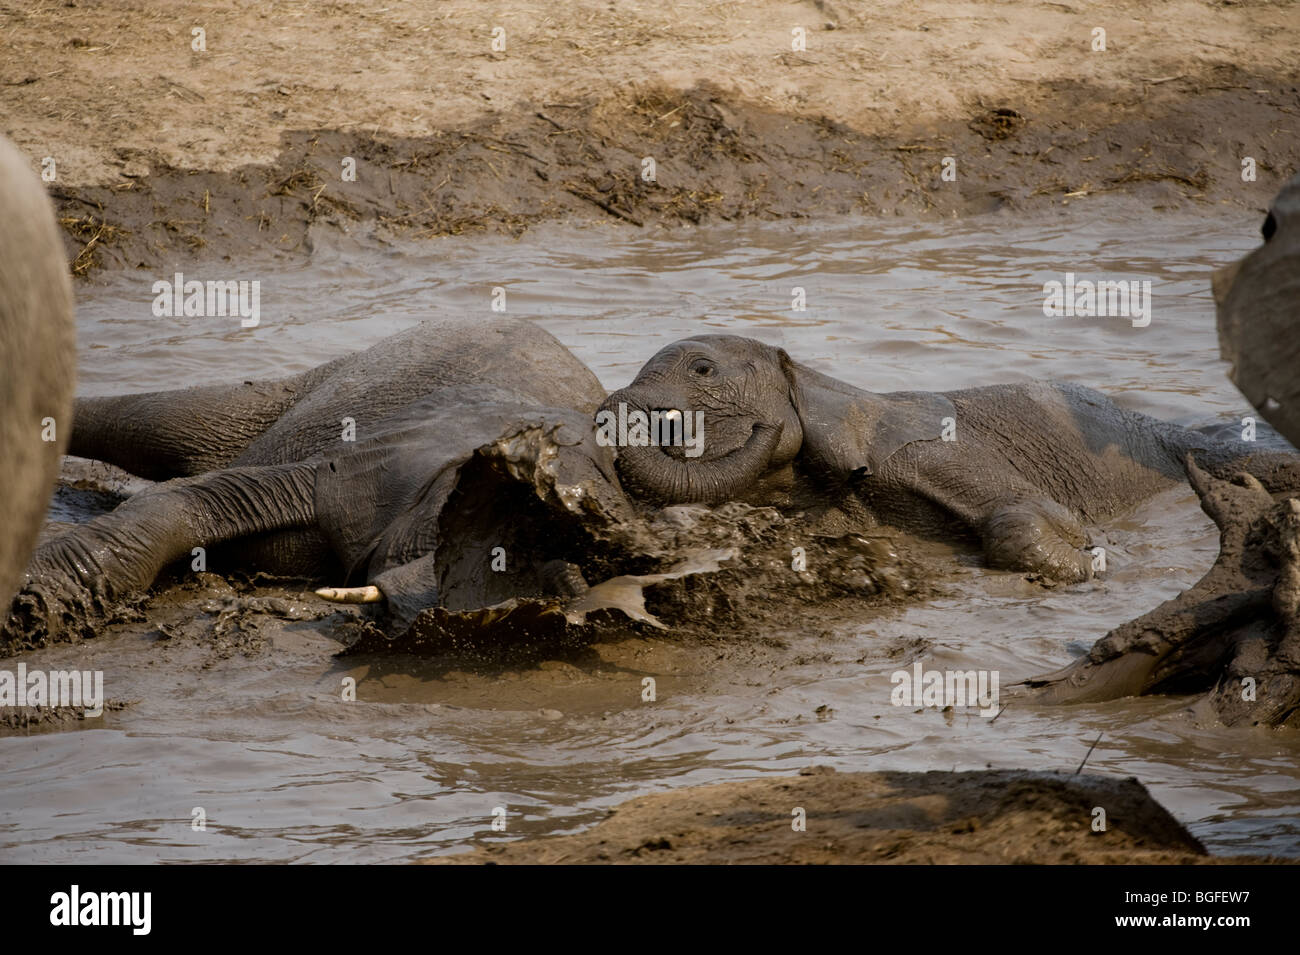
[
  {"xmin": 601, "ymin": 336, "xmax": 1300, "ymax": 582},
  {"xmin": 10, "ymin": 249, "xmax": 1300, "ymax": 725}
]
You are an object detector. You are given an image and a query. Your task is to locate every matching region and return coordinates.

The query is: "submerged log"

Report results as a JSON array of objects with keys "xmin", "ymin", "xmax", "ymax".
[{"xmin": 1028, "ymin": 457, "xmax": 1300, "ymax": 726}]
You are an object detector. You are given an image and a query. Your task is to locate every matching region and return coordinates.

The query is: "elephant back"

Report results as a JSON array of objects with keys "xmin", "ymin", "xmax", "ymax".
[{"xmin": 232, "ymin": 316, "xmax": 605, "ymax": 467}]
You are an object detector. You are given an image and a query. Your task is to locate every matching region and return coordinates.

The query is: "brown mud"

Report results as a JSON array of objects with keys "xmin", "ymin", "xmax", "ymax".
[
  {"xmin": 5, "ymin": 459, "xmax": 944, "ymax": 663},
  {"xmin": 14, "ymin": 463, "xmax": 1289, "ymax": 862},
  {"xmin": 432, "ymin": 766, "xmax": 1289, "ymax": 864},
  {"xmin": 0, "ymin": 465, "xmax": 953, "ymax": 722},
  {"xmin": 340, "ymin": 500, "xmax": 934, "ymax": 661}
]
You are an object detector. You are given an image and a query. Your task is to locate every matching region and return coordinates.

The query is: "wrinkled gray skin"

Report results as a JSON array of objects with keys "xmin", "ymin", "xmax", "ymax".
[
  {"xmin": 603, "ymin": 336, "xmax": 1300, "ymax": 581},
  {"xmin": 5, "ymin": 318, "xmax": 633, "ymax": 651},
  {"xmin": 1214, "ymin": 172, "xmax": 1300, "ymax": 445},
  {"xmin": 0, "ymin": 135, "xmax": 76, "ymax": 609}
]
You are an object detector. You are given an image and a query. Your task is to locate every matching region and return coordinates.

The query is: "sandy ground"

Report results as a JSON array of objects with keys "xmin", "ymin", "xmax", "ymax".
[
  {"xmin": 2, "ymin": 0, "xmax": 1297, "ymax": 274},
  {"xmin": 432, "ymin": 767, "xmax": 1288, "ymax": 864}
]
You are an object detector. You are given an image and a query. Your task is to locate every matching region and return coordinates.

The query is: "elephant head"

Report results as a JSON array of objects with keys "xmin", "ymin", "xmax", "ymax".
[
  {"xmin": 1213, "ymin": 172, "xmax": 1300, "ymax": 446},
  {"xmin": 313, "ymin": 385, "xmax": 637, "ymax": 630},
  {"xmin": 598, "ymin": 335, "xmax": 954, "ymax": 506}
]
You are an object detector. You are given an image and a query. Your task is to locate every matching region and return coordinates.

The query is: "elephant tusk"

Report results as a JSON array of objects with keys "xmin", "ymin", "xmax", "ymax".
[{"xmin": 314, "ymin": 585, "xmax": 383, "ymax": 604}]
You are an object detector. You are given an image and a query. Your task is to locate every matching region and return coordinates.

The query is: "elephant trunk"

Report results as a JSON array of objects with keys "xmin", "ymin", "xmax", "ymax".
[
  {"xmin": 611, "ymin": 418, "xmax": 783, "ymax": 506},
  {"xmin": 599, "ymin": 384, "xmax": 784, "ymax": 505}
]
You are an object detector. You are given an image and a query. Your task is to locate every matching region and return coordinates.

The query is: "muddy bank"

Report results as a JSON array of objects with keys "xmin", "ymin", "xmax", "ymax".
[
  {"xmin": 2, "ymin": 0, "xmax": 1295, "ymax": 275},
  {"xmin": 431, "ymin": 766, "xmax": 1286, "ymax": 864},
  {"xmin": 42, "ymin": 77, "xmax": 1300, "ymax": 276}
]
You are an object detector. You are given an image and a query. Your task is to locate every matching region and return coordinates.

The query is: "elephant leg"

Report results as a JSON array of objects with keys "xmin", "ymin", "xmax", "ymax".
[
  {"xmin": 3, "ymin": 462, "xmax": 318, "ymax": 652},
  {"xmin": 890, "ymin": 449, "xmax": 1096, "ymax": 582},
  {"xmin": 70, "ymin": 376, "xmax": 309, "ymax": 481},
  {"xmin": 981, "ymin": 496, "xmax": 1096, "ymax": 582}
]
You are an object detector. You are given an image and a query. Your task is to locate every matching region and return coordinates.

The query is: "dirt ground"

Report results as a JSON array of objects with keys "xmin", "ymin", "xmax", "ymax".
[
  {"xmin": 2, "ymin": 0, "xmax": 1297, "ymax": 276},
  {"xmin": 432, "ymin": 766, "xmax": 1289, "ymax": 864}
]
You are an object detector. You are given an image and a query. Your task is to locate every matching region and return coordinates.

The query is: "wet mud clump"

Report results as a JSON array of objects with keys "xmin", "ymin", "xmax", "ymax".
[
  {"xmin": 30, "ymin": 75, "xmax": 1299, "ymax": 277},
  {"xmin": 342, "ymin": 501, "xmax": 931, "ymax": 662},
  {"xmin": 2, "ymin": 436, "xmax": 934, "ymax": 664}
]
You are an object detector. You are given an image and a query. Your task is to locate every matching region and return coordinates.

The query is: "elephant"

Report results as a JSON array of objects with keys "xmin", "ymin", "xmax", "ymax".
[
  {"xmin": 3, "ymin": 317, "xmax": 637, "ymax": 654},
  {"xmin": 1029, "ymin": 174, "xmax": 1300, "ymax": 726},
  {"xmin": 1214, "ymin": 171, "xmax": 1300, "ymax": 446},
  {"xmin": 0, "ymin": 134, "xmax": 77, "ymax": 611},
  {"xmin": 600, "ymin": 335, "xmax": 1300, "ymax": 582}
]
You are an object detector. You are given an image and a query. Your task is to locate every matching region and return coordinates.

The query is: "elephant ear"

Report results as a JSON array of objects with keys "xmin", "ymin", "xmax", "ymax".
[{"xmin": 780, "ymin": 353, "xmax": 955, "ymax": 478}]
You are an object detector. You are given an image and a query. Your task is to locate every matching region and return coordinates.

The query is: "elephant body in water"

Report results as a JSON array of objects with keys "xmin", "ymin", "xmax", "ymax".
[
  {"xmin": 0, "ymin": 135, "xmax": 76, "ymax": 610},
  {"xmin": 601, "ymin": 336, "xmax": 1300, "ymax": 582},
  {"xmin": 11, "ymin": 304, "xmax": 1300, "ymax": 659},
  {"xmin": 5, "ymin": 318, "xmax": 633, "ymax": 651}
]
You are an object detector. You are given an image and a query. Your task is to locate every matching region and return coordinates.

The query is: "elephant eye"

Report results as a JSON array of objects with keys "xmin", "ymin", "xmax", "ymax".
[
  {"xmin": 1262, "ymin": 211, "xmax": 1277, "ymax": 243},
  {"xmin": 689, "ymin": 359, "xmax": 716, "ymax": 377}
]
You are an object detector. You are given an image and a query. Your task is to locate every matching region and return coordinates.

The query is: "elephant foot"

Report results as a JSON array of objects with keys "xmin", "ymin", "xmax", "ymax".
[
  {"xmin": 2, "ymin": 527, "xmax": 152, "ymax": 654},
  {"xmin": 982, "ymin": 499, "xmax": 1096, "ymax": 583},
  {"xmin": 3, "ymin": 572, "xmax": 104, "ymax": 654},
  {"xmin": 1024, "ymin": 457, "xmax": 1300, "ymax": 726}
]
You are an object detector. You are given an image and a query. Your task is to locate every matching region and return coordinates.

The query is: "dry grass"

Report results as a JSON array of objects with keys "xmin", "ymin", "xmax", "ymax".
[{"xmin": 59, "ymin": 214, "xmax": 127, "ymax": 275}]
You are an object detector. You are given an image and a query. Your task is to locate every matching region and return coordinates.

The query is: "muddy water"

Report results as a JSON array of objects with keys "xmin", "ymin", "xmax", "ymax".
[{"xmin": 4, "ymin": 203, "xmax": 1298, "ymax": 863}]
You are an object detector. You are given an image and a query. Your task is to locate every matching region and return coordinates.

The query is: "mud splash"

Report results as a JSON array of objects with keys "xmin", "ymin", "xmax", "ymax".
[
  {"xmin": 341, "ymin": 500, "xmax": 928, "ymax": 661},
  {"xmin": 1030, "ymin": 461, "xmax": 1300, "ymax": 726}
]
